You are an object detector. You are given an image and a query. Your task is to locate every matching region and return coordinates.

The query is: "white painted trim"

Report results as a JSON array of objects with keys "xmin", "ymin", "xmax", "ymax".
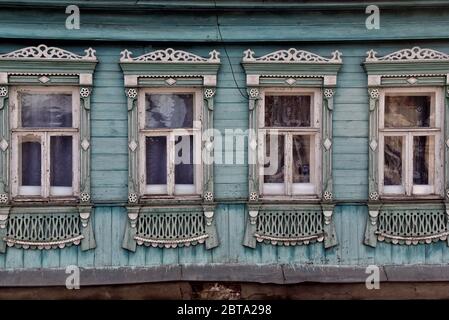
[
  {"xmin": 9, "ymin": 86, "xmax": 80, "ymax": 200},
  {"xmin": 145, "ymin": 185, "xmax": 167, "ymax": 195},
  {"xmin": 258, "ymin": 87, "xmax": 322, "ymax": 198},
  {"xmin": 137, "ymin": 87, "xmax": 202, "ymax": 197},
  {"xmin": 378, "ymin": 86, "xmax": 444, "ymax": 198}
]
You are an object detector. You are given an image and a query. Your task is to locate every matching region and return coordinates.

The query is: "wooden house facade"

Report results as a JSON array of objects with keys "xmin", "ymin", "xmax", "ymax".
[{"xmin": 1, "ymin": 0, "xmax": 449, "ymax": 298}]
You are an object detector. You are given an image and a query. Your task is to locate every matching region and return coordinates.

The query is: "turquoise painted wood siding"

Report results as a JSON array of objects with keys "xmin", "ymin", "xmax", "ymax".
[
  {"xmin": 2, "ymin": 3, "xmax": 449, "ymax": 270},
  {"xmin": 2, "ymin": 41, "xmax": 449, "ymax": 268},
  {"xmin": 2, "ymin": 204, "xmax": 449, "ymax": 269}
]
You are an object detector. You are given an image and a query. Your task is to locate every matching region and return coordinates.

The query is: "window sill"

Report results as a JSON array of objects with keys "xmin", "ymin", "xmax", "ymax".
[
  {"xmin": 257, "ymin": 195, "xmax": 322, "ymax": 205},
  {"xmin": 10, "ymin": 196, "xmax": 81, "ymax": 206},
  {"xmin": 378, "ymin": 195, "xmax": 444, "ymax": 204},
  {"xmin": 137, "ymin": 195, "xmax": 205, "ymax": 206}
]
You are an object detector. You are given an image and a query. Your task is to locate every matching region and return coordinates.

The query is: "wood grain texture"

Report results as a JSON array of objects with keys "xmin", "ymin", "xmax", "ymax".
[{"xmin": 1, "ymin": 28, "xmax": 449, "ymax": 270}]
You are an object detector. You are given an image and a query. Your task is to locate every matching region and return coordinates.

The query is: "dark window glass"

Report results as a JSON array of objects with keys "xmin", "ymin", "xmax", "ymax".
[
  {"xmin": 21, "ymin": 140, "xmax": 41, "ymax": 186},
  {"xmin": 413, "ymin": 136, "xmax": 433, "ymax": 185},
  {"xmin": 146, "ymin": 136, "xmax": 167, "ymax": 185},
  {"xmin": 384, "ymin": 136, "xmax": 403, "ymax": 186},
  {"xmin": 385, "ymin": 96, "xmax": 431, "ymax": 128},
  {"xmin": 50, "ymin": 136, "xmax": 72, "ymax": 187},
  {"xmin": 265, "ymin": 95, "xmax": 311, "ymax": 127},
  {"xmin": 292, "ymin": 135, "xmax": 310, "ymax": 183},
  {"xmin": 174, "ymin": 135, "xmax": 194, "ymax": 185}
]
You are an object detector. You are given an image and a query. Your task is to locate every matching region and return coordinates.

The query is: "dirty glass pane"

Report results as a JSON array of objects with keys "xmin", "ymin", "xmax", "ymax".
[
  {"xmin": 264, "ymin": 134, "xmax": 284, "ymax": 183},
  {"xmin": 413, "ymin": 136, "xmax": 434, "ymax": 185},
  {"xmin": 20, "ymin": 137, "xmax": 41, "ymax": 187},
  {"xmin": 384, "ymin": 136, "xmax": 403, "ymax": 186},
  {"xmin": 21, "ymin": 93, "xmax": 72, "ymax": 128},
  {"xmin": 265, "ymin": 95, "xmax": 311, "ymax": 127},
  {"xmin": 50, "ymin": 136, "xmax": 72, "ymax": 187},
  {"xmin": 146, "ymin": 136, "xmax": 167, "ymax": 185},
  {"xmin": 385, "ymin": 96, "xmax": 431, "ymax": 128},
  {"xmin": 145, "ymin": 94, "xmax": 193, "ymax": 129},
  {"xmin": 174, "ymin": 135, "xmax": 194, "ymax": 185},
  {"xmin": 292, "ymin": 135, "xmax": 310, "ymax": 183}
]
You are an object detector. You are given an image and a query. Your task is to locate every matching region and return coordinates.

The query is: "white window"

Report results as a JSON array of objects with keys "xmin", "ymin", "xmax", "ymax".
[
  {"xmin": 138, "ymin": 88, "xmax": 202, "ymax": 198},
  {"xmin": 259, "ymin": 88, "xmax": 321, "ymax": 197},
  {"xmin": 379, "ymin": 87, "xmax": 444, "ymax": 197},
  {"xmin": 10, "ymin": 86, "xmax": 80, "ymax": 199}
]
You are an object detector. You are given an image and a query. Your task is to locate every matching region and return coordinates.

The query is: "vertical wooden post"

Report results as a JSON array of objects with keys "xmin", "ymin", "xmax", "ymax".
[
  {"xmin": 203, "ymin": 88, "xmax": 215, "ymax": 200},
  {"xmin": 0, "ymin": 86, "xmax": 9, "ymax": 200},
  {"xmin": 0, "ymin": 86, "xmax": 9, "ymax": 253},
  {"xmin": 244, "ymin": 87, "xmax": 261, "ymax": 248},
  {"xmin": 365, "ymin": 87, "xmax": 381, "ymax": 247},
  {"xmin": 126, "ymin": 88, "xmax": 139, "ymax": 204}
]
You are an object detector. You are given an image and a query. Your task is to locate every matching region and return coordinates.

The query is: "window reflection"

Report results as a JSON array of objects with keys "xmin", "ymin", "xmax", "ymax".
[
  {"xmin": 21, "ymin": 93, "xmax": 72, "ymax": 128},
  {"xmin": 413, "ymin": 136, "xmax": 433, "ymax": 185},
  {"xmin": 264, "ymin": 134, "xmax": 284, "ymax": 183},
  {"xmin": 384, "ymin": 136, "xmax": 403, "ymax": 186},
  {"xmin": 265, "ymin": 95, "xmax": 311, "ymax": 127},
  {"xmin": 145, "ymin": 94, "xmax": 193, "ymax": 129},
  {"xmin": 385, "ymin": 96, "xmax": 431, "ymax": 128},
  {"xmin": 292, "ymin": 135, "xmax": 310, "ymax": 183}
]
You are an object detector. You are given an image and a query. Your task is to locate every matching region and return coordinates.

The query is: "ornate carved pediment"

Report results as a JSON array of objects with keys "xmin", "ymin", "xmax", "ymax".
[
  {"xmin": 365, "ymin": 47, "xmax": 449, "ymax": 63},
  {"xmin": 243, "ymin": 48, "xmax": 342, "ymax": 63},
  {"xmin": 120, "ymin": 48, "xmax": 220, "ymax": 63},
  {"xmin": 0, "ymin": 44, "xmax": 97, "ymax": 61}
]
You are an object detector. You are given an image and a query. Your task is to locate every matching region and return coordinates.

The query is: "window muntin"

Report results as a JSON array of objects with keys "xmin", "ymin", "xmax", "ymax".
[
  {"xmin": 139, "ymin": 88, "xmax": 201, "ymax": 197},
  {"xmin": 10, "ymin": 87, "xmax": 80, "ymax": 199},
  {"xmin": 379, "ymin": 88, "xmax": 443, "ymax": 197},
  {"xmin": 260, "ymin": 88, "xmax": 321, "ymax": 197}
]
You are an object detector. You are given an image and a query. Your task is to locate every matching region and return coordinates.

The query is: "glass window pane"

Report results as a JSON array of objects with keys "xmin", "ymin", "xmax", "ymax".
[
  {"xmin": 21, "ymin": 93, "xmax": 72, "ymax": 128},
  {"xmin": 21, "ymin": 138, "xmax": 41, "ymax": 186},
  {"xmin": 20, "ymin": 136, "xmax": 42, "ymax": 196},
  {"xmin": 146, "ymin": 136, "xmax": 167, "ymax": 185},
  {"xmin": 145, "ymin": 94, "xmax": 193, "ymax": 129},
  {"xmin": 265, "ymin": 95, "xmax": 311, "ymax": 127},
  {"xmin": 384, "ymin": 136, "xmax": 403, "ymax": 186},
  {"xmin": 293, "ymin": 135, "xmax": 310, "ymax": 183},
  {"xmin": 50, "ymin": 136, "xmax": 72, "ymax": 188},
  {"xmin": 174, "ymin": 135, "xmax": 194, "ymax": 185},
  {"xmin": 413, "ymin": 136, "xmax": 434, "ymax": 185},
  {"xmin": 264, "ymin": 134, "xmax": 284, "ymax": 183},
  {"xmin": 385, "ymin": 96, "xmax": 431, "ymax": 128}
]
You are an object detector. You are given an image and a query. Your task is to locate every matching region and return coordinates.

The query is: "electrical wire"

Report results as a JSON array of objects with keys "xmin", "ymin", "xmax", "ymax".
[{"xmin": 213, "ymin": 0, "xmax": 249, "ymax": 100}]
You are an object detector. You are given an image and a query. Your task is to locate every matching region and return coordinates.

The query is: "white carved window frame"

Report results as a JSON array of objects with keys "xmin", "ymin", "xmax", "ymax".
[
  {"xmin": 0, "ymin": 44, "xmax": 97, "ymax": 253},
  {"xmin": 137, "ymin": 87, "xmax": 203, "ymax": 199},
  {"xmin": 241, "ymin": 48, "xmax": 342, "ymax": 250},
  {"xmin": 378, "ymin": 86, "xmax": 444, "ymax": 199},
  {"xmin": 258, "ymin": 87, "xmax": 322, "ymax": 199},
  {"xmin": 363, "ymin": 46, "xmax": 449, "ymax": 248},
  {"xmin": 10, "ymin": 86, "xmax": 81, "ymax": 200},
  {"xmin": 119, "ymin": 48, "xmax": 221, "ymax": 252}
]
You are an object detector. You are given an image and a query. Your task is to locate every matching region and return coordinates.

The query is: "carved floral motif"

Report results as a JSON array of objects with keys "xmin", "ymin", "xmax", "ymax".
[
  {"xmin": 0, "ymin": 45, "xmax": 96, "ymax": 61},
  {"xmin": 120, "ymin": 48, "xmax": 220, "ymax": 63},
  {"xmin": 243, "ymin": 48, "xmax": 342, "ymax": 63},
  {"xmin": 366, "ymin": 47, "xmax": 449, "ymax": 62}
]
